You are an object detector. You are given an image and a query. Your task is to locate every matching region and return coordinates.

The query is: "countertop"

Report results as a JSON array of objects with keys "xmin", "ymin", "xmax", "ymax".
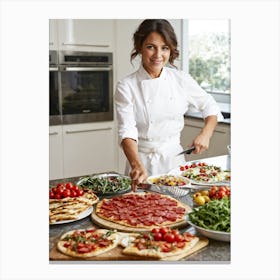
[
  {"xmin": 49, "ymin": 155, "xmax": 231, "ymax": 263},
  {"xmin": 184, "ymin": 102, "xmax": 231, "ymax": 124}
]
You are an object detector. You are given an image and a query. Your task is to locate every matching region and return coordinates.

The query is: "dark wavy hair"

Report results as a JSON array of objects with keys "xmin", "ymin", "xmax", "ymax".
[{"xmin": 131, "ymin": 19, "xmax": 179, "ymax": 67}]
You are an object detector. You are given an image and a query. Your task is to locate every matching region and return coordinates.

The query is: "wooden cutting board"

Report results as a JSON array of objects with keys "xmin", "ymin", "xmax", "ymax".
[
  {"xmin": 49, "ymin": 236, "xmax": 208, "ymax": 261},
  {"xmin": 91, "ymin": 203, "xmax": 192, "ymax": 233}
]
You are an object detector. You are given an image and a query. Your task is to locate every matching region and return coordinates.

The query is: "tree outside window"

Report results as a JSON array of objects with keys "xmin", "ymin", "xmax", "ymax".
[{"xmin": 188, "ymin": 19, "xmax": 231, "ymax": 95}]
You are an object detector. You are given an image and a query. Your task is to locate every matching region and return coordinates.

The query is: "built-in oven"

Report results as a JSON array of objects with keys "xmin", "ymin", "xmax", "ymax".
[
  {"xmin": 49, "ymin": 50, "xmax": 62, "ymax": 125},
  {"xmin": 58, "ymin": 51, "xmax": 113, "ymax": 124}
]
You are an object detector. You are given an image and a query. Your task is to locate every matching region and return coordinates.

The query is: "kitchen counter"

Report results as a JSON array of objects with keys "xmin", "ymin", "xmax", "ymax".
[
  {"xmin": 185, "ymin": 102, "xmax": 231, "ymax": 124},
  {"xmin": 49, "ymin": 155, "xmax": 230, "ymax": 263}
]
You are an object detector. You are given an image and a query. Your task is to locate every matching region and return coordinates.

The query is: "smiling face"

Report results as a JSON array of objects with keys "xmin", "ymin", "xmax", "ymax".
[{"xmin": 140, "ymin": 32, "xmax": 171, "ymax": 78}]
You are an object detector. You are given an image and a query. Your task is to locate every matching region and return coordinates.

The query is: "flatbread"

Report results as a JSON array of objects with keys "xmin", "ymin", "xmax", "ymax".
[
  {"xmin": 57, "ymin": 228, "xmax": 119, "ymax": 258},
  {"xmin": 120, "ymin": 230, "xmax": 199, "ymax": 259}
]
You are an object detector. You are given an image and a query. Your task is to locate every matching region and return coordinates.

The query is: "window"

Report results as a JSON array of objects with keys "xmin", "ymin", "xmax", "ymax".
[{"xmin": 183, "ymin": 19, "xmax": 231, "ymax": 96}]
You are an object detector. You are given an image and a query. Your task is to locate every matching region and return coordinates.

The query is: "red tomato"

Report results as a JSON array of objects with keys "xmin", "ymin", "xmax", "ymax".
[
  {"xmin": 184, "ymin": 165, "xmax": 189, "ymax": 169},
  {"xmin": 218, "ymin": 190, "xmax": 226, "ymax": 199},
  {"xmin": 62, "ymin": 189, "xmax": 71, "ymax": 198},
  {"xmin": 219, "ymin": 186, "xmax": 227, "ymax": 192},
  {"xmin": 49, "ymin": 191, "xmax": 55, "ymax": 199},
  {"xmin": 179, "ymin": 166, "xmax": 185, "ymax": 171},
  {"xmin": 151, "ymin": 228, "xmax": 160, "ymax": 234},
  {"xmin": 72, "ymin": 185, "xmax": 80, "ymax": 192},
  {"xmin": 191, "ymin": 163, "xmax": 197, "ymax": 168},
  {"xmin": 63, "ymin": 242, "xmax": 71, "ymax": 248},
  {"xmin": 56, "ymin": 186, "xmax": 65, "ymax": 195},
  {"xmin": 65, "ymin": 182, "xmax": 74, "ymax": 190},
  {"xmin": 159, "ymin": 227, "xmax": 169, "ymax": 235},
  {"xmin": 175, "ymin": 234, "xmax": 185, "ymax": 242},
  {"xmin": 164, "ymin": 233, "xmax": 175, "ymax": 243},
  {"xmin": 171, "ymin": 229, "xmax": 180, "ymax": 236},
  {"xmin": 70, "ymin": 190, "xmax": 77, "ymax": 197},
  {"xmin": 56, "ymin": 183, "xmax": 64, "ymax": 188},
  {"xmin": 77, "ymin": 247, "xmax": 91, "ymax": 254},
  {"xmin": 153, "ymin": 232, "xmax": 163, "ymax": 241},
  {"xmin": 160, "ymin": 243, "xmax": 172, "ymax": 252},
  {"xmin": 85, "ymin": 228, "xmax": 96, "ymax": 233},
  {"xmin": 54, "ymin": 193, "xmax": 61, "ymax": 199},
  {"xmin": 176, "ymin": 242, "xmax": 186, "ymax": 248},
  {"xmin": 76, "ymin": 189, "xmax": 84, "ymax": 197}
]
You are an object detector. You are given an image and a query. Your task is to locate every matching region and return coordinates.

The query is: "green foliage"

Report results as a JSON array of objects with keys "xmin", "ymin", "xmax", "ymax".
[{"xmin": 189, "ymin": 33, "xmax": 230, "ymax": 94}]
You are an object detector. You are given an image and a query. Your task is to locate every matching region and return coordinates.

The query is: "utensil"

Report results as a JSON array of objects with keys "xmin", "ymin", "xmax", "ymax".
[{"xmin": 177, "ymin": 146, "xmax": 195, "ymax": 156}]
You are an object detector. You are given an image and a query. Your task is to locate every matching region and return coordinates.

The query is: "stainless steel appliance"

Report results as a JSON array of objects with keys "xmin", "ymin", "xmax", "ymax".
[
  {"xmin": 49, "ymin": 51, "xmax": 61, "ymax": 125},
  {"xmin": 58, "ymin": 51, "xmax": 113, "ymax": 124}
]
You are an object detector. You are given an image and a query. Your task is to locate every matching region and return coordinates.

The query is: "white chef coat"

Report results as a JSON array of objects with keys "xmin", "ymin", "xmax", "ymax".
[{"xmin": 114, "ymin": 64, "xmax": 222, "ymax": 176}]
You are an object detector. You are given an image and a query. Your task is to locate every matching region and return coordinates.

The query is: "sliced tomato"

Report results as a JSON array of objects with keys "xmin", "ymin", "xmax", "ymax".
[
  {"xmin": 151, "ymin": 228, "xmax": 160, "ymax": 234},
  {"xmin": 176, "ymin": 242, "xmax": 186, "ymax": 248},
  {"xmin": 77, "ymin": 246, "xmax": 91, "ymax": 254},
  {"xmin": 175, "ymin": 234, "xmax": 185, "ymax": 242},
  {"xmin": 160, "ymin": 243, "xmax": 172, "ymax": 252}
]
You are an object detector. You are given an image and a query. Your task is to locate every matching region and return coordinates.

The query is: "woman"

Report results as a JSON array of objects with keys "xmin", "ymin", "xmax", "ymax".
[{"xmin": 115, "ymin": 19, "xmax": 222, "ymax": 191}]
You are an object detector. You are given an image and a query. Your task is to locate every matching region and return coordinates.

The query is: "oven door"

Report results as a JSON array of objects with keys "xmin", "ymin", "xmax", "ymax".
[
  {"xmin": 60, "ymin": 66, "xmax": 113, "ymax": 124},
  {"xmin": 49, "ymin": 66, "xmax": 62, "ymax": 125}
]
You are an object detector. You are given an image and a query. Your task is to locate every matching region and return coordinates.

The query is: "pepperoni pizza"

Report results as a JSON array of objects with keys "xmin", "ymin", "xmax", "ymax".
[{"xmin": 95, "ymin": 192, "xmax": 189, "ymax": 230}]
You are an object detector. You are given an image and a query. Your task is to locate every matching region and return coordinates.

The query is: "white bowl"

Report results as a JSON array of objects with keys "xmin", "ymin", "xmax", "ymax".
[
  {"xmin": 147, "ymin": 174, "xmax": 191, "ymax": 197},
  {"xmin": 186, "ymin": 216, "xmax": 230, "ymax": 242}
]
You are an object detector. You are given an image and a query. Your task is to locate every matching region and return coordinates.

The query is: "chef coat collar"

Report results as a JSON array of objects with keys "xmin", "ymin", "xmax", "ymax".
[{"xmin": 138, "ymin": 64, "xmax": 167, "ymax": 81}]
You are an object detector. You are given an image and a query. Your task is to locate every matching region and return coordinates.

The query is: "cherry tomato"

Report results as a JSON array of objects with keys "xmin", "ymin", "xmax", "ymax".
[
  {"xmin": 179, "ymin": 166, "xmax": 185, "ymax": 171},
  {"xmin": 72, "ymin": 185, "xmax": 80, "ymax": 192},
  {"xmin": 76, "ymin": 189, "xmax": 84, "ymax": 196},
  {"xmin": 56, "ymin": 186, "xmax": 65, "ymax": 195},
  {"xmin": 159, "ymin": 227, "xmax": 169, "ymax": 235},
  {"xmin": 171, "ymin": 229, "xmax": 180, "ymax": 236},
  {"xmin": 218, "ymin": 190, "xmax": 226, "ymax": 199},
  {"xmin": 54, "ymin": 193, "xmax": 61, "ymax": 199},
  {"xmin": 56, "ymin": 183, "xmax": 64, "ymax": 188},
  {"xmin": 62, "ymin": 189, "xmax": 71, "ymax": 198},
  {"xmin": 153, "ymin": 232, "xmax": 163, "ymax": 241},
  {"xmin": 184, "ymin": 165, "xmax": 189, "ymax": 169},
  {"xmin": 49, "ymin": 191, "xmax": 55, "ymax": 199},
  {"xmin": 164, "ymin": 233, "xmax": 175, "ymax": 243},
  {"xmin": 151, "ymin": 228, "xmax": 160, "ymax": 234},
  {"xmin": 191, "ymin": 163, "xmax": 197, "ymax": 168},
  {"xmin": 70, "ymin": 190, "xmax": 77, "ymax": 197},
  {"xmin": 219, "ymin": 186, "xmax": 227, "ymax": 192},
  {"xmin": 176, "ymin": 242, "xmax": 186, "ymax": 248},
  {"xmin": 65, "ymin": 182, "xmax": 74, "ymax": 190},
  {"xmin": 175, "ymin": 234, "xmax": 185, "ymax": 242}
]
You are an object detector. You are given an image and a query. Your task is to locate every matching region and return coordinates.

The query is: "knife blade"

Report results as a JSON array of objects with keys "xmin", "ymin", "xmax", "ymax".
[{"xmin": 177, "ymin": 146, "xmax": 195, "ymax": 156}]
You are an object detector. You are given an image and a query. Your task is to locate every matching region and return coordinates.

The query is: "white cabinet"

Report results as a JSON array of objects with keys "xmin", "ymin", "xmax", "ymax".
[
  {"xmin": 56, "ymin": 19, "xmax": 115, "ymax": 52},
  {"xmin": 49, "ymin": 125, "xmax": 64, "ymax": 180},
  {"xmin": 49, "ymin": 19, "xmax": 59, "ymax": 50},
  {"xmin": 180, "ymin": 117, "xmax": 230, "ymax": 161},
  {"xmin": 49, "ymin": 122, "xmax": 117, "ymax": 180}
]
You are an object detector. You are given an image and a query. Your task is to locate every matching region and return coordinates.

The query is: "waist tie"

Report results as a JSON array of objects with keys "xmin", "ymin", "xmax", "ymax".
[{"xmin": 138, "ymin": 136, "xmax": 180, "ymax": 166}]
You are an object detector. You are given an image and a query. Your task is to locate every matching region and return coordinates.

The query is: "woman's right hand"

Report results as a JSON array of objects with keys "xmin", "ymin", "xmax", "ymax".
[{"xmin": 129, "ymin": 163, "xmax": 148, "ymax": 192}]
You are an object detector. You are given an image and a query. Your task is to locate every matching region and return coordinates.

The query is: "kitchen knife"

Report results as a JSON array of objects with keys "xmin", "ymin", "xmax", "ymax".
[{"xmin": 177, "ymin": 146, "xmax": 195, "ymax": 156}]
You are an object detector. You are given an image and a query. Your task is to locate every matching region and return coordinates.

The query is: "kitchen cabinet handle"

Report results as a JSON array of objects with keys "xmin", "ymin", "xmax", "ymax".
[
  {"xmin": 64, "ymin": 66, "xmax": 112, "ymax": 71},
  {"xmin": 65, "ymin": 127, "xmax": 112, "ymax": 134},
  {"xmin": 62, "ymin": 42, "xmax": 110, "ymax": 48},
  {"xmin": 49, "ymin": 132, "xmax": 58, "ymax": 135},
  {"xmin": 49, "ymin": 67, "xmax": 59, "ymax": 71}
]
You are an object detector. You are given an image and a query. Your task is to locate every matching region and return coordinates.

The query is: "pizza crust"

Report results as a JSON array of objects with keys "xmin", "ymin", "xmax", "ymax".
[{"xmin": 57, "ymin": 229, "xmax": 119, "ymax": 258}]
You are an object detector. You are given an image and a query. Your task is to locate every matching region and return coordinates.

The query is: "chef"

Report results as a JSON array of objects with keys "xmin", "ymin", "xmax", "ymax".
[{"xmin": 115, "ymin": 19, "xmax": 222, "ymax": 191}]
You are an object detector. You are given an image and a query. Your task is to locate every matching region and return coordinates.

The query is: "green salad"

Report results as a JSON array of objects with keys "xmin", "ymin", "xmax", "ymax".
[
  {"xmin": 189, "ymin": 198, "xmax": 230, "ymax": 233},
  {"xmin": 77, "ymin": 175, "xmax": 131, "ymax": 195}
]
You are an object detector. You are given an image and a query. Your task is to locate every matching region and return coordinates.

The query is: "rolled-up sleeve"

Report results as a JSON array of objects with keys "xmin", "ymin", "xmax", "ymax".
[
  {"xmin": 114, "ymin": 81, "xmax": 138, "ymax": 144},
  {"xmin": 183, "ymin": 73, "xmax": 223, "ymax": 121}
]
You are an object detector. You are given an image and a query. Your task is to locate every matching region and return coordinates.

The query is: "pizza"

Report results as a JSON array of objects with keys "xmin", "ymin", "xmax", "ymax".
[
  {"xmin": 179, "ymin": 162, "xmax": 231, "ymax": 184},
  {"xmin": 120, "ymin": 227, "xmax": 199, "ymax": 259},
  {"xmin": 95, "ymin": 192, "xmax": 189, "ymax": 229},
  {"xmin": 57, "ymin": 227, "xmax": 119, "ymax": 258},
  {"xmin": 49, "ymin": 189, "xmax": 99, "ymax": 224}
]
